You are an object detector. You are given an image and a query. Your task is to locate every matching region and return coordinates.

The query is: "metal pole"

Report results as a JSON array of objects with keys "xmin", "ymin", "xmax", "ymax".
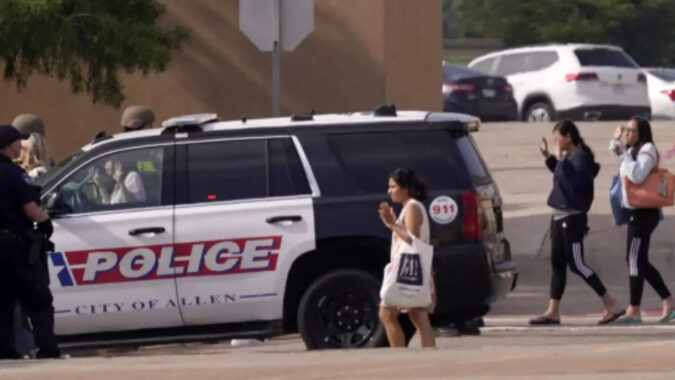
[{"xmin": 272, "ymin": 0, "xmax": 281, "ymax": 117}]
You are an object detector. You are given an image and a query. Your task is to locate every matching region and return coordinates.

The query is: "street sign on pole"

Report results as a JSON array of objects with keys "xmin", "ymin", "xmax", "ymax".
[
  {"xmin": 240, "ymin": 0, "xmax": 314, "ymax": 116},
  {"xmin": 279, "ymin": 0, "xmax": 314, "ymax": 52}
]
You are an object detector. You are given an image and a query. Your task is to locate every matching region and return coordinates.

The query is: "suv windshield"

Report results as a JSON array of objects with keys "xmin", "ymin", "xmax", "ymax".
[
  {"xmin": 35, "ymin": 150, "xmax": 83, "ymax": 188},
  {"xmin": 574, "ymin": 48, "xmax": 637, "ymax": 68},
  {"xmin": 648, "ymin": 68, "xmax": 675, "ymax": 82}
]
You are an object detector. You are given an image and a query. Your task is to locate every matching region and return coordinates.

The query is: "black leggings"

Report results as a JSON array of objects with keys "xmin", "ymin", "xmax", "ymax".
[
  {"xmin": 550, "ymin": 214, "xmax": 607, "ymax": 300},
  {"xmin": 626, "ymin": 208, "xmax": 671, "ymax": 306}
]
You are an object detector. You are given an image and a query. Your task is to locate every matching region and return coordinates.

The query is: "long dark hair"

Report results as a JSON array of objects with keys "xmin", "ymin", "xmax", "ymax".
[
  {"xmin": 390, "ymin": 168, "xmax": 427, "ymax": 201},
  {"xmin": 553, "ymin": 120, "xmax": 595, "ymax": 160},
  {"xmin": 628, "ymin": 116, "xmax": 658, "ymax": 160}
]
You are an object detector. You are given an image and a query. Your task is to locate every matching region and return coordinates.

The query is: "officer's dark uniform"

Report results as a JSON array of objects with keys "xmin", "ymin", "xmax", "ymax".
[{"xmin": 0, "ymin": 126, "xmax": 59, "ymax": 359}]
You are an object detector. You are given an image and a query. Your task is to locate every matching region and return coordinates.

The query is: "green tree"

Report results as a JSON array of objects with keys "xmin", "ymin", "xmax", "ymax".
[
  {"xmin": 458, "ymin": 0, "xmax": 675, "ymax": 66},
  {"xmin": 0, "ymin": 0, "xmax": 188, "ymax": 107},
  {"xmin": 442, "ymin": 0, "xmax": 456, "ymax": 39}
]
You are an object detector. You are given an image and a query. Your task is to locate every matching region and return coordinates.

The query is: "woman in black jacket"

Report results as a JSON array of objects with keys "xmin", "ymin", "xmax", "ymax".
[{"xmin": 529, "ymin": 120, "xmax": 624, "ymax": 325}]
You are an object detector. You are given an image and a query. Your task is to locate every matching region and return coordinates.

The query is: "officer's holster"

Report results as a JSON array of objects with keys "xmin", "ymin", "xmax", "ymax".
[{"xmin": 25, "ymin": 230, "xmax": 53, "ymax": 264}]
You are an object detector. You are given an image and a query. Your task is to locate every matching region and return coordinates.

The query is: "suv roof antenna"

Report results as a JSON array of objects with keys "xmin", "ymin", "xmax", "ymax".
[{"xmin": 373, "ymin": 104, "xmax": 397, "ymax": 117}]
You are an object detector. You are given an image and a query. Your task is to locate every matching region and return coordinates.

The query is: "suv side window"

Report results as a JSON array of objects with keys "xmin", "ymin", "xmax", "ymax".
[
  {"xmin": 319, "ymin": 130, "xmax": 472, "ymax": 195},
  {"xmin": 186, "ymin": 137, "xmax": 311, "ymax": 203},
  {"xmin": 470, "ymin": 57, "xmax": 496, "ymax": 74},
  {"xmin": 495, "ymin": 53, "xmax": 529, "ymax": 76},
  {"xmin": 526, "ymin": 51, "xmax": 558, "ymax": 71},
  {"xmin": 268, "ymin": 138, "xmax": 312, "ymax": 197},
  {"xmin": 56, "ymin": 147, "xmax": 165, "ymax": 214}
]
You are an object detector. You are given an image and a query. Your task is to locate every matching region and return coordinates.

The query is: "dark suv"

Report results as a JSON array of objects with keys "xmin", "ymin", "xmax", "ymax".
[{"xmin": 38, "ymin": 108, "xmax": 517, "ymax": 350}]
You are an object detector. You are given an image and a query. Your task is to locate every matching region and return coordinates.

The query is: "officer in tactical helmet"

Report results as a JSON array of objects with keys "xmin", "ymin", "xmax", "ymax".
[{"xmin": 121, "ymin": 105, "xmax": 155, "ymax": 132}]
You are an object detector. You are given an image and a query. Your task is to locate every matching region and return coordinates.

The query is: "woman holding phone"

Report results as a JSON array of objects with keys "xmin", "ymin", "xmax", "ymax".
[{"xmin": 610, "ymin": 116, "xmax": 674, "ymax": 324}]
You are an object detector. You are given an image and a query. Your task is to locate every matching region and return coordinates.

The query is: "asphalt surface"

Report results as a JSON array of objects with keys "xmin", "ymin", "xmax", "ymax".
[{"xmin": 2, "ymin": 121, "xmax": 675, "ymax": 379}]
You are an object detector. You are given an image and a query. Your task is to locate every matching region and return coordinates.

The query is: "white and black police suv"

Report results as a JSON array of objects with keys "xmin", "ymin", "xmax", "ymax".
[{"xmin": 37, "ymin": 107, "xmax": 517, "ymax": 349}]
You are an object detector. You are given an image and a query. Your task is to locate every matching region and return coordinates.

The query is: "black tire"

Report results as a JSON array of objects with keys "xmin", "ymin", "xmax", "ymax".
[
  {"xmin": 525, "ymin": 101, "xmax": 555, "ymax": 122},
  {"xmin": 297, "ymin": 269, "xmax": 386, "ymax": 349}
]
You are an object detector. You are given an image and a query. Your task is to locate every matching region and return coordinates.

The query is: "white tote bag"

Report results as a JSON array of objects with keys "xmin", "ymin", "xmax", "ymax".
[{"xmin": 379, "ymin": 235, "xmax": 434, "ymax": 308}]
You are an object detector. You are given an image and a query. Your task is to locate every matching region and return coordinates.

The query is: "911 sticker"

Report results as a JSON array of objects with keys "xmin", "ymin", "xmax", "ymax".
[
  {"xmin": 49, "ymin": 236, "xmax": 281, "ymax": 288},
  {"xmin": 429, "ymin": 196, "xmax": 458, "ymax": 224}
]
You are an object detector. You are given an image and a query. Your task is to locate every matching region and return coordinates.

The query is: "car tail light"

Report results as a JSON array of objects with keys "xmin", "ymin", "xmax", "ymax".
[
  {"xmin": 565, "ymin": 73, "xmax": 599, "ymax": 82},
  {"xmin": 442, "ymin": 82, "xmax": 476, "ymax": 95},
  {"xmin": 462, "ymin": 191, "xmax": 482, "ymax": 243},
  {"xmin": 661, "ymin": 89, "xmax": 675, "ymax": 101},
  {"xmin": 638, "ymin": 73, "xmax": 647, "ymax": 83},
  {"xmin": 503, "ymin": 84, "xmax": 513, "ymax": 92}
]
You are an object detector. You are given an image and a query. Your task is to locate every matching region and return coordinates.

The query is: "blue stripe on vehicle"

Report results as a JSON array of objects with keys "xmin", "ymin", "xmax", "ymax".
[{"xmin": 50, "ymin": 252, "xmax": 75, "ymax": 287}]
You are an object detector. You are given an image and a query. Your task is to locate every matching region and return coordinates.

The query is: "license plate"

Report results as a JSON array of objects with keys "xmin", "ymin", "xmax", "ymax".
[{"xmin": 482, "ymin": 89, "xmax": 496, "ymax": 98}]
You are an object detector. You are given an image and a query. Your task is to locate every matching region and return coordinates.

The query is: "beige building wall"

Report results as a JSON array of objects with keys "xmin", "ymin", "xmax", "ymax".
[{"xmin": 0, "ymin": 0, "xmax": 441, "ymax": 161}]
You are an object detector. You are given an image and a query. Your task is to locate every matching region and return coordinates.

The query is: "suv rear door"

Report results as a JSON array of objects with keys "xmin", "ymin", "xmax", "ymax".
[
  {"xmin": 455, "ymin": 133, "xmax": 507, "ymax": 265},
  {"xmin": 173, "ymin": 136, "xmax": 317, "ymax": 325},
  {"xmin": 495, "ymin": 51, "xmax": 559, "ymax": 113}
]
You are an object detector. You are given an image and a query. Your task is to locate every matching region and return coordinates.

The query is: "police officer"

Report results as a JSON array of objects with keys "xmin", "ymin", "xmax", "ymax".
[
  {"xmin": 0, "ymin": 125, "xmax": 60, "ymax": 359},
  {"xmin": 12, "ymin": 114, "xmax": 46, "ymax": 137},
  {"xmin": 121, "ymin": 105, "xmax": 160, "ymax": 175},
  {"xmin": 121, "ymin": 105, "xmax": 155, "ymax": 132}
]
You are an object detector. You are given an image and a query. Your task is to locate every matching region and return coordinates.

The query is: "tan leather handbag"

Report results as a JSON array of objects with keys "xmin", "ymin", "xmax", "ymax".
[{"xmin": 624, "ymin": 152, "xmax": 675, "ymax": 208}]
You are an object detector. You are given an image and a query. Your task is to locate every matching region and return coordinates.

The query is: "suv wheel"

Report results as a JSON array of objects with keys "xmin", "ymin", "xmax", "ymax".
[
  {"xmin": 525, "ymin": 102, "xmax": 555, "ymax": 122},
  {"xmin": 298, "ymin": 269, "xmax": 386, "ymax": 349}
]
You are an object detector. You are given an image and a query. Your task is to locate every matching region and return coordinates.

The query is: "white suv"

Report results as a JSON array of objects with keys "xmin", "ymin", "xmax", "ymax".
[{"xmin": 468, "ymin": 44, "xmax": 650, "ymax": 122}]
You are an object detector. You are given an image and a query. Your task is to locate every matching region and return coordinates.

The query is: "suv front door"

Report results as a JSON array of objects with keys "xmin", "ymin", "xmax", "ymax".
[
  {"xmin": 173, "ymin": 136, "xmax": 317, "ymax": 325},
  {"xmin": 45, "ymin": 144, "xmax": 182, "ymax": 335}
]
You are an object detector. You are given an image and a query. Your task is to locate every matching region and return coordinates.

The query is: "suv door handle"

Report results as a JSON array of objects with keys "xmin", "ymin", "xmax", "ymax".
[
  {"xmin": 129, "ymin": 227, "xmax": 166, "ymax": 236},
  {"xmin": 266, "ymin": 215, "xmax": 302, "ymax": 224}
]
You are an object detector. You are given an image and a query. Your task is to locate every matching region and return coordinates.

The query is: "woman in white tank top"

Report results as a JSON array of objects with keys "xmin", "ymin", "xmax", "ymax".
[{"xmin": 378, "ymin": 169, "xmax": 435, "ymax": 348}]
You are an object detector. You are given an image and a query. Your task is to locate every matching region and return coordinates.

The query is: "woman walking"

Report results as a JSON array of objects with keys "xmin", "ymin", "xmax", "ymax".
[
  {"xmin": 378, "ymin": 169, "xmax": 435, "ymax": 348},
  {"xmin": 610, "ymin": 116, "xmax": 674, "ymax": 323},
  {"xmin": 530, "ymin": 120, "xmax": 624, "ymax": 325}
]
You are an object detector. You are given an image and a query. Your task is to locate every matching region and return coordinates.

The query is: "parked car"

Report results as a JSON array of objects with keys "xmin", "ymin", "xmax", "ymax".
[
  {"xmin": 644, "ymin": 68, "xmax": 675, "ymax": 120},
  {"xmin": 37, "ymin": 108, "xmax": 517, "ymax": 350},
  {"xmin": 442, "ymin": 62, "xmax": 518, "ymax": 121},
  {"xmin": 468, "ymin": 44, "xmax": 651, "ymax": 122}
]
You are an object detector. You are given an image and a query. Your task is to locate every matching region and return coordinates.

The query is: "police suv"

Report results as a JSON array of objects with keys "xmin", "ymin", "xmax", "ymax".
[{"xmin": 38, "ymin": 108, "xmax": 517, "ymax": 349}]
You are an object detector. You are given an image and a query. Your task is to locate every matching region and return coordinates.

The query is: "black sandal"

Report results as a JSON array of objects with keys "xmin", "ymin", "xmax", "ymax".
[
  {"xmin": 598, "ymin": 310, "xmax": 626, "ymax": 325},
  {"xmin": 529, "ymin": 315, "xmax": 560, "ymax": 325}
]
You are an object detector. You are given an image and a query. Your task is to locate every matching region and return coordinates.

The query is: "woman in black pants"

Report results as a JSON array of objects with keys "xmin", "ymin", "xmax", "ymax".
[
  {"xmin": 530, "ymin": 120, "xmax": 624, "ymax": 325},
  {"xmin": 610, "ymin": 116, "xmax": 674, "ymax": 323}
]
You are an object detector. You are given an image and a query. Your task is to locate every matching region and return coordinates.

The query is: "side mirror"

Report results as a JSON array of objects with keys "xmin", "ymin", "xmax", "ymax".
[{"xmin": 44, "ymin": 192, "xmax": 70, "ymax": 217}]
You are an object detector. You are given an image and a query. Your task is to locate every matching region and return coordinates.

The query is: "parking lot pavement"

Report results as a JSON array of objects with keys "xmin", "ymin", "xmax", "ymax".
[{"xmin": 3, "ymin": 317, "xmax": 675, "ymax": 380}]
